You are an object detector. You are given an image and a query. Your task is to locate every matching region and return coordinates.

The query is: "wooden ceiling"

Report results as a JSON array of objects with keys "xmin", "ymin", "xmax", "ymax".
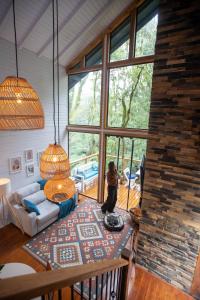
[{"xmin": 0, "ymin": 0, "xmax": 134, "ymax": 66}]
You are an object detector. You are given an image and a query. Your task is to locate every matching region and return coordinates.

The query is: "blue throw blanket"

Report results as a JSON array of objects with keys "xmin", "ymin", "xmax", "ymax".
[{"xmin": 57, "ymin": 195, "xmax": 77, "ymax": 219}]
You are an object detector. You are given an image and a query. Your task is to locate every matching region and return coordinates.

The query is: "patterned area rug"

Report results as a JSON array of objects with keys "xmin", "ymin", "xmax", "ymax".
[{"xmin": 23, "ymin": 199, "xmax": 133, "ymax": 298}]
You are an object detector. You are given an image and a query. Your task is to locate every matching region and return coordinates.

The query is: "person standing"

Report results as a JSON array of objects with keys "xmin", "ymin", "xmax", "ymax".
[{"xmin": 101, "ymin": 161, "xmax": 118, "ymax": 213}]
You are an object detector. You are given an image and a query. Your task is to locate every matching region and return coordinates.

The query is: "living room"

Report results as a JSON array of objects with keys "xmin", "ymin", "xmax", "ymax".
[{"xmin": 0, "ymin": 0, "xmax": 199, "ymax": 299}]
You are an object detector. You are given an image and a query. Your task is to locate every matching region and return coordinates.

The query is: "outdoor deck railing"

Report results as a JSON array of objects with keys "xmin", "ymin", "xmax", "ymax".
[{"xmin": 70, "ymin": 153, "xmax": 141, "ymax": 170}]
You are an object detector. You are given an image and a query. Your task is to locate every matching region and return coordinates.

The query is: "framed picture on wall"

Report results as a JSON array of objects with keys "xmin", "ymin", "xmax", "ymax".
[
  {"xmin": 24, "ymin": 149, "xmax": 33, "ymax": 162},
  {"xmin": 9, "ymin": 157, "xmax": 22, "ymax": 174},
  {"xmin": 26, "ymin": 163, "xmax": 34, "ymax": 177},
  {"xmin": 37, "ymin": 150, "xmax": 44, "ymax": 166}
]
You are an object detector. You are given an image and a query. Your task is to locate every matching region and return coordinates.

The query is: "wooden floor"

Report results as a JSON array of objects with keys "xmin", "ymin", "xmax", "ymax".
[
  {"xmin": 0, "ymin": 223, "xmax": 194, "ymax": 300},
  {"xmin": 81, "ymin": 182, "xmax": 140, "ymax": 210}
]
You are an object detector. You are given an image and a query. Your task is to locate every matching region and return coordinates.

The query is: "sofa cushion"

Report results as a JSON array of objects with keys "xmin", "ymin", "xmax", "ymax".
[
  {"xmin": 21, "ymin": 190, "xmax": 46, "ymax": 206},
  {"xmin": 24, "ymin": 199, "xmax": 40, "ymax": 216},
  {"xmin": 36, "ymin": 200, "xmax": 59, "ymax": 227},
  {"xmin": 84, "ymin": 170, "xmax": 98, "ymax": 180},
  {"xmin": 15, "ymin": 183, "xmax": 40, "ymax": 205}
]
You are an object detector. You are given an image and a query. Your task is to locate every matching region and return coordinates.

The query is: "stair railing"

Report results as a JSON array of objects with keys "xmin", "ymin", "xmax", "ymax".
[{"xmin": 0, "ymin": 249, "xmax": 134, "ymax": 300}]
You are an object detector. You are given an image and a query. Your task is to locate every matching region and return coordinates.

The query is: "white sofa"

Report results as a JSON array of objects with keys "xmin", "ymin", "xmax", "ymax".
[
  {"xmin": 12, "ymin": 183, "xmax": 59, "ymax": 237},
  {"xmin": 73, "ymin": 162, "xmax": 98, "ymax": 192}
]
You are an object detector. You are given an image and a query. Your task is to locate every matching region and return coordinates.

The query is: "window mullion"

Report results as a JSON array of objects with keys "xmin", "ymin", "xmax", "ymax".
[{"xmin": 129, "ymin": 9, "xmax": 137, "ymax": 59}]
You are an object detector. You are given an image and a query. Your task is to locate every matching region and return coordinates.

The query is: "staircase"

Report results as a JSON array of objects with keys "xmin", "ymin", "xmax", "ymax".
[{"xmin": 0, "ymin": 249, "xmax": 134, "ymax": 300}]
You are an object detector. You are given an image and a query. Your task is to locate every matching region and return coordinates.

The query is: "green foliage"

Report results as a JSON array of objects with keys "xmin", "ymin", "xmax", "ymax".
[
  {"xmin": 135, "ymin": 14, "xmax": 158, "ymax": 57},
  {"xmin": 108, "ymin": 63, "xmax": 153, "ymax": 129}
]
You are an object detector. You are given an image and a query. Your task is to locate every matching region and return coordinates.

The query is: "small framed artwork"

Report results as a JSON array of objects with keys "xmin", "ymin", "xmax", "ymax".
[
  {"xmin": 37, "ymin": 150, "xmax": 44, "ymax": 166},
  {"xmin": 24, "ymin": 149, "xmax": 33, "ymax": 162},
  {"xmin": 26, "ymin": 163, "xmax": 34, "ymax": 177},
  {"xmin": 9, "ymin": 157, "xmax": 22, "ymax": 174}
]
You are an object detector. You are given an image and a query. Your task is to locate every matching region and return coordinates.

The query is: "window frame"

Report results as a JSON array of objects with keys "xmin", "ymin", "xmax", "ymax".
[{"xmin": 66, "ymin": 0, "xmax": 158, "ymax": 203}]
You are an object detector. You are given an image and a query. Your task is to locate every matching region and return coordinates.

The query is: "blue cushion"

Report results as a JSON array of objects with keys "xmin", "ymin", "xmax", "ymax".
[
  {"xmin": 57, "ymin": 197, "xmax": 76, "ymax": 219},
  {"xmin": 37, "ymin": 179, "xmax": 47, "ymax": 190},
  {"xmin": 129, "ymin": 174, "xmax": 136, "ymax": 179},
  {"xmin": 92, "ymin": 166, "xmax": 98, "ymax": 171},
  {"xmin": 84, "ymin": 170, "xmax": 98, "ymax": 179},
  {"xmin": 24, "ymin": 199, "xmax": 40, "ymax": 215}
]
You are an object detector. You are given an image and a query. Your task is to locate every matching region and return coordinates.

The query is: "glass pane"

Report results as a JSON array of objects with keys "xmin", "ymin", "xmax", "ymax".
[
  {"xmin": 135, "ymin": 14, "xmax": 158, "ymax": 57},
  {"xmin": 85, "ymin": 42, "xmax": 103, "ymax": 67},
  {"xmin": 104, "ymin": 136, "xmax": 147, "ymax": 210},
  {"xmin": 68, "ymin": 71, "xmax": 101, "ymax": 126},
  {"xmin": 69, "ymin": 132, "xmax": 99, "ymax": 200},
  {"xmin": 110, "ymin": 17, "xmax": 130, "ymax": 62},
  {"xmin": 108, "ymin": 63, "xmax": 153, "ymax": 129},
  {"xmin": 71, "ymin": 61, "xmax": 81, "ymax": 70}
]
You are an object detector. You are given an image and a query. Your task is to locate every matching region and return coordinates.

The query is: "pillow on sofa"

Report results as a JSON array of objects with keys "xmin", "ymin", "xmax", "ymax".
[
  {"xmin": 15, "ymin": 183, "xmax": 40, "ymax": 205},
  {"xmin": 24, "ymin": 199, "xmax": 40, "ymax": 215},
  {"xmin": 92, "ymin": 162, "xmax": 98, "ymax": 171},
  {"xmin": 37, "ymin": 179, "xmax": 47, "ymax": 190},
  {"xmin": 21, "ymin": 190, "xmax": 46, "ymax": 206}
]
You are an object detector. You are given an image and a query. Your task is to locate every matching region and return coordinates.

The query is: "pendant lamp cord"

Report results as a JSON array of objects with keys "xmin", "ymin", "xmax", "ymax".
[
  {"xmin": 56, "ymin": 0, "xmax": 60, "ymax": 144},
  {"xmin": 52, "ymin": 0, "xmax": 57, "ymax": 144},
  {"xmin": 12, "ymin": 0, "xmax": 19, "ymax": 78}
]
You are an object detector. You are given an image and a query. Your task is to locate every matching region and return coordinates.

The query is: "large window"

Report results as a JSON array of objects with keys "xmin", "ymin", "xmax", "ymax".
[
  {"xmin": 67, "ymin": 0, "xmax": 159, "ymax": 206},
  {"xmin": 68, "ymin": 71, "xmax": 101, "ymax": 126},
  {"xmin": 108, "ymin": 63, "xmax": 153, "ymax": 129}
]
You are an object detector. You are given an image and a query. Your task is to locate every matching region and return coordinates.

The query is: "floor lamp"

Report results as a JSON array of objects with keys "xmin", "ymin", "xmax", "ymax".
[{"xmin": 0, "ymin": 178, "xmax": 24, "ymax": 233}]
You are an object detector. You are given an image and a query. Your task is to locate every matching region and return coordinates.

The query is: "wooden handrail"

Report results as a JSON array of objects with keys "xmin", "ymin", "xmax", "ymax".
[{"xmin": 0, "ymin": 258, "xmax": 129, "ymax": 300}]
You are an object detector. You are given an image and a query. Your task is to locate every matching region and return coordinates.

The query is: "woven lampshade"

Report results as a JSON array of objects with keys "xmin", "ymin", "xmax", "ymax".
[
  {"xmin": 40, "ymin": 144, "xmax": 70, "ymax": 180},
  {"xmin": 0, "ymin": 76, "xmax": 44, "ymax": 130},
  {"xmin": 44, "ymin": 177, "xmax": 75, "ymax": 203}
]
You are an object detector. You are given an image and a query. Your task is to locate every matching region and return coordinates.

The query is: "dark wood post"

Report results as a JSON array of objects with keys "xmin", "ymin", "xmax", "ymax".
[{"xmin": 119, "ymin": 248, "xmax": 134, "ymax": 300}]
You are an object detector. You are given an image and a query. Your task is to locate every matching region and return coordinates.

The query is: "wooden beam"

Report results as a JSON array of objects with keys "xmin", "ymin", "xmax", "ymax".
[
  {"xmin": 66, "ymin": 0, "xmax": 145, "ymax": 72},
  {"xmin": 0, "ymin": 0, "xmax": 12, "ymax": 27},
  {"xmin": 66, "ymin": 125, "xmax": 149, "ymax": 139},
  {"xmin": 37, "ymin": 0, "xmax": 87, "ymax": 56},
  {"xmin": 129, "ymin": 9, "xmax": 137, "ymax": 59},
  {"xmin": 108, "ymin": 55, "xmax": 155, "ymax": 69},
  {"xmin": 67, "ymin": 64, "xmax": 102, "ymax": 75},
  {"xmin": 59, "ymin": 0, "xmax": 115, "ymax": 62},
  {"xmin": 18, "ymin": 0, "xmax": 51, "ymax": 48}
]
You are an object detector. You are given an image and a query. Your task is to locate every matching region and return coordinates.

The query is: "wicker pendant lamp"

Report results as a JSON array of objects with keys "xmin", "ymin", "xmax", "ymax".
[
  {"xmin": 0, "ymin": 0, "xmax": 44, "ymax": 130},
  {"xmin": 44, "ymin": 178, "xmax": 76, "ymax": 203},
  {"xmin": 40, "ymin": 143, "xmax": 70, "ymax": 180},
  {"xmin": 40, "ymin": 0, "xmax": 75, "ymax": 202}
]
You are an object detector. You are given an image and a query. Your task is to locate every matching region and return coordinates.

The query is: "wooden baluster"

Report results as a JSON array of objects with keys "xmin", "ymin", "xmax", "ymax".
[
  {"xmin": 95, "ymin": 276, "xmax": 98, "ymax": 299},
  {"xmin": 70, "ymin": 285, "xmax": 74, "ymax": 300},
  {"xmin": 89, "ymin": 278, "xmax": 92, "ymax": 300},
  {"xmin": 58, "ymin": 289, "xmax": 62, "ymax": 300},
  {"xmin": 101, "ymin": 273, "xmax": 104, "ymax": 300},
  {"xmin": 81, "ymin": 281, "xmax": 84, "ymax": 299},
  {"xmin": 118, "ymin": 249, "xmax": 134, "ymax": 300}
]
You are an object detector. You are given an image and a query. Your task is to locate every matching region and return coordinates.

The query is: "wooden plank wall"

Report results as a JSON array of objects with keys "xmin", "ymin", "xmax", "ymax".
[{"xmin": 137, "ymin": 0, "xmax": 200, "ymax": 295}]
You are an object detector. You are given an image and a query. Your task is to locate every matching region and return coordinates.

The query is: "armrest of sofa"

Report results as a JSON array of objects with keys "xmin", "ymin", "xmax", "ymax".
[{"xmin": 13, "ymin": 204, "xmax": 38, "ymax": 237}]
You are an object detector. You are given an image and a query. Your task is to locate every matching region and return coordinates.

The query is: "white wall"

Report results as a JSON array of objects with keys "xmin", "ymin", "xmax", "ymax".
[{"xmin": 0, "ymin": 38, "xmax": 68, "ymax": 191}]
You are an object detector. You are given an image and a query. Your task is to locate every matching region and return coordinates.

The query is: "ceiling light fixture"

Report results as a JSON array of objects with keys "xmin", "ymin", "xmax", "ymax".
[
  {"xmin": 0, "ymin": 0, "xmax": 44, "ymax": 130},
  {"xmin": 40, "ymin": 0, "xmax": 75, "ymax": 202}
]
